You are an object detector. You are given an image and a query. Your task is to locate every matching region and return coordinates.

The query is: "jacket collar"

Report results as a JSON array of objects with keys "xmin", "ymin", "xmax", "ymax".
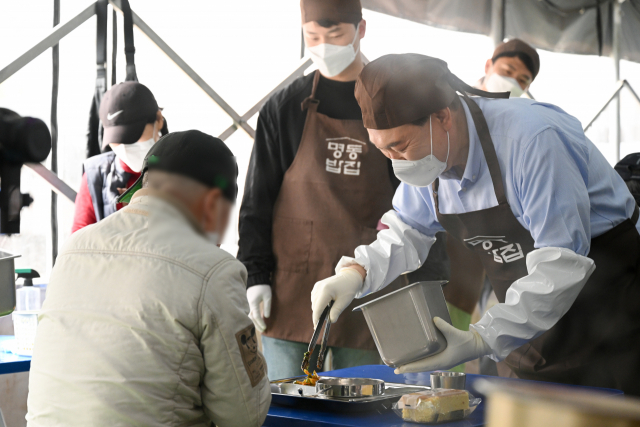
[{"xmin": 129, "ymin": 188, "xmax": 205, "ymax": 235}]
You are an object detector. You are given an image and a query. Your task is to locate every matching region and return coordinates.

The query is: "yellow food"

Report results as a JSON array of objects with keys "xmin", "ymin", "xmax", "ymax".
[
  {"xmin": 399, "ymin": 389, "xmax": 469, "ymax": 423},
  {"xmin": 294, "ymin": 369, "xmax": 320, "ymax": 386}
]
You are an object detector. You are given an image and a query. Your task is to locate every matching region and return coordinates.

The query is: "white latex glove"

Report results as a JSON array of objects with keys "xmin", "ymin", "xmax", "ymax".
[
  {"xmin": 247, "ymin": 285, "xmax": 272, "ymax": 333},
  {"xmin": 311, "ymin": 268, "xmax": 364, "ymax": 326},
  {"xmin": 395, "ymin": 317, "xmax": 491, "ymax": 374}
]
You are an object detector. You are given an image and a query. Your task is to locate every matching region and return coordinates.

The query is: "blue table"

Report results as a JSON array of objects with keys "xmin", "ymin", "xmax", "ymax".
[
  {"xmin": 0, "ymin": 339, "xmax": 624, "ymax": 425},
  {"xmin": 265, "ymin": 365, "xmax": 623, "ymax": 426},
  {"xmin": 0, "ymin": 336, "xmax": 31, "ymax": 375}
]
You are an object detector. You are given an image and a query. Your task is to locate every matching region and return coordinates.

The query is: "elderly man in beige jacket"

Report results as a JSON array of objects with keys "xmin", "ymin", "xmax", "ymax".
[{"xmin": 26, "ymin": 130, "xmax": 271, "ymax": 427}]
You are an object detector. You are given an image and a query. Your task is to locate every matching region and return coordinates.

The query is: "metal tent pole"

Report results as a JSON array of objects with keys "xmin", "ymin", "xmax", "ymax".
[
  {"xmin": 218, "ymin": 58, "xmax": 312, "ymax": 141},
  {"xmin": 0, "ymin": 3, "xmax": 96, "ymax": 85},
  {"xmin": 108, "ymin": 0, "xmax": 255, "ymax": 139},
  {"xmin": 51, "ymin": 0, "xmax": 61, "ymax": 265},
  {"xmin": 584, "ymin": 80, "xmax": 626, "ymax": 131},
  {"xmin": 25, "ymin": 164, "xmax": 77, "ymax": 203},
  {"xmin": 612, "ymin": 0, "xmax": 622, "ymax": 162},
  {"xmin": 490, "ymin": 0, "xmax": 506, "ymax": 47}
]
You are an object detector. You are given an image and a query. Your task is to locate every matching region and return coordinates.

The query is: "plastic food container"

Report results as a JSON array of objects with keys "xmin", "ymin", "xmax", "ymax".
[
  {"xmin": 393, "ymin": 389, "xmax": 481, "ymax": 424},
  {"xmin": 353, "ymin": 281, "xmax": 451, "ymax": 367},
  {"xmin": 12, "ymin": 311, "xmax": 40, "ymax": 356}
]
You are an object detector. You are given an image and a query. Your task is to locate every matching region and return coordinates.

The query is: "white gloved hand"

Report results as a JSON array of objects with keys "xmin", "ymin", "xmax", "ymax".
[
  {"xmin": 247, "ymin": 285, "xmax": 272, "ymax": 333},
  {"xmin": 311, "ymin": 268, "xmax": 364, "ymax": 326},
  {"xmin": 394, "ymin": 317, "xmax": 491, "ymax": 374}
]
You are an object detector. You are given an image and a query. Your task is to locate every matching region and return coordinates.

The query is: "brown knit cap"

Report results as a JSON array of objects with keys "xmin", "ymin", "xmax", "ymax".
[
  {"xmin": 492, "ymin": 39, "xmax": 540, "ymax": 80},
  {"xmin": 355, "ymin": 54, "xmax": 457, "ymax": 130},
  {"xmin": 300, "ymin": 0, "xmax": 362, "ymax": 24}
]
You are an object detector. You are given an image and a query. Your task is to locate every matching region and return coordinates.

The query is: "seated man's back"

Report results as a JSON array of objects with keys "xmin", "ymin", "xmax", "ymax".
[{"xmin": 27, "ymin": 131, "xmax": 271, "ymax": 427}]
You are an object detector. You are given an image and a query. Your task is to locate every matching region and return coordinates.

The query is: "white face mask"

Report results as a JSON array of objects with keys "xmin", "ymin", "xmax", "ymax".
[
  {"xmin": 484, "ymin": 73, "xmax": 524, "ymax": 97},
  {"xmin": 112, "ymin": 122, "xmax": 158, "ymax": 173},
  {"xmin": 391, "ymin": 116, "xmax": 450, "ymax": 187},
  {"xmin": 307, "ymin": 24, "xmax": 360, "ymax": 78}
]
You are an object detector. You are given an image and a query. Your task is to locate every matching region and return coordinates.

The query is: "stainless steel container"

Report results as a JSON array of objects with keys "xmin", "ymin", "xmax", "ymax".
[
  {"xmin": 353, "ymin": 281, "xmax": 451, "ymax": 367},
  {"xmin": 430, "ymin": 371, "xmax": 466, "ymax": 389},
  {"xmin": 315, "ymin": 378, "xmax": 385, "ymax": 397},
  {"xmin": 0, "ymin": 251, "xmax": 20, "ymax": 316}
]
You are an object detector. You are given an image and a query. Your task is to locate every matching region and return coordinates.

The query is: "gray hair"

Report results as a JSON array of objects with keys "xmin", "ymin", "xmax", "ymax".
[{"xmin": 142, "ymin": 170, "xmax": 209, "ymax": 204}]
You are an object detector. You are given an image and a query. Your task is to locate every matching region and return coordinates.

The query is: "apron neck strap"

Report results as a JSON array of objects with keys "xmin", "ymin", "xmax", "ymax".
[
  {"xmin": 301, "ymin": 70, "xmax": 321, "ymax": 111},
  {"xmin": 460, "ymin": 95, "xmax": 508, "ymax": 204},
  {"xmin": 433, "ymin": 178, "xmax": 441, "ymax": 211}
]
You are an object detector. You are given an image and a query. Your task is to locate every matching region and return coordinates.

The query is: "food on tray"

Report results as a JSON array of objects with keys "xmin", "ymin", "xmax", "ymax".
[
  {"xmin": 397, "ymin": 389, "xmax": 469, "ymax": 423},
  {"xmin": 295, "ymin": 369, "xmax": 320, "ymax": 386}
]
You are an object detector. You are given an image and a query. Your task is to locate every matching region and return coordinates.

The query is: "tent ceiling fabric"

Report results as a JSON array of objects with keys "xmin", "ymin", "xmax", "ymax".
[
  {"xmin": 361, "ymin": 0, "xmax": 640, "ymax": 63},
  {"xmin": 361, "ymin": 0, "xmax": 491, "ymax": 34}
]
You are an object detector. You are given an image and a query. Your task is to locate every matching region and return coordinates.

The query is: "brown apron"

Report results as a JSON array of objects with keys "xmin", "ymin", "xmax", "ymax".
[
  {"xmin": 434, "ymin": 96, "xmax": 640, "ymax": 394},
  {"xmin": 264, "ymin": 71, "xmax": 398, "ymax": 350}
]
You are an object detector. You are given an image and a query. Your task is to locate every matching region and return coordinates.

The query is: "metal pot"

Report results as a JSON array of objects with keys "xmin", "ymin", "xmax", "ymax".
[
  {"xmin": 431, "ymin": 371, "xmax": 466, "ymax": 390},
  {"xmin": 315, "ymin": 378, "xmax": 385, "ymax": 398},
  {"xmin": 353, "ymin": 281, "xmax": 452, "ymax": 367}
]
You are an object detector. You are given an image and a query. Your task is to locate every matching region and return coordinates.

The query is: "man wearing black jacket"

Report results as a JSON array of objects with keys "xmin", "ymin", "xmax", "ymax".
[{"xmin": 237, "ymin": 0, "xmax": 405, "ymax": 379}]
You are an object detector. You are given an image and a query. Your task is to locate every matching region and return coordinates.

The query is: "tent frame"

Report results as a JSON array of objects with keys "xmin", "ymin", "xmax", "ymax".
[
  {"xmin": 0, "ymin": 0, "xmax": 312, "ymax": 202},
  {"xmin": 487, "ymin": 0, "xmax": 638, "ymax": 162},
  {"xmin": 1, "ymin": 0, "xmax": 639, "ymax": 202}
]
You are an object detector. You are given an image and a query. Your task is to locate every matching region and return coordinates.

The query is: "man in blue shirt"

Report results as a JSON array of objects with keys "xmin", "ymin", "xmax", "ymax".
[{"xmin": 311, "ymin": 54, "xmax": 640, "ymax": 395}]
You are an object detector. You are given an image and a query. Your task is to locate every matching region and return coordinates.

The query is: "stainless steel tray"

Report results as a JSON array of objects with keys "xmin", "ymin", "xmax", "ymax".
[{"xmin": 270, "ymin": 376, "xmax": 430, "ymax": 413}]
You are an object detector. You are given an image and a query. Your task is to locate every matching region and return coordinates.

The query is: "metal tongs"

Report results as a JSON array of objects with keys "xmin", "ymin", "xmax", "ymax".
[{"xmin": 301, "ymin": 300, "xmax": 334, "ymax": 372}]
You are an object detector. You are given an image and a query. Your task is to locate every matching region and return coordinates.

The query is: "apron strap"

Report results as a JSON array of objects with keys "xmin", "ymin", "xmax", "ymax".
[
  {"xmin": 120, "ymin": 0, "xmax": 138, "ymax": 82},
  {"xmin": 433, "ymin": 178, "xmax": 441, "ymax": 213},
  {"xmin": 460, "ymin": 95, "xmax": 508, "ymax": 205},
  {"xmin": 111, "ymin": 8, "xmax": 117, "ymax": 86},
  {"xmin": 448, "ymin": 73, "xmax": 510, "ymax": 100},
  {"xmin": 96, "ymin": 0, "xmax": 107, "ymax": 76},
  {"xmin": 301, "ymin": 70, "xmax": 321, "ymax": 111},
  {"xmin": 632, "ymin": 204, "xmax": 639, "ymax": 224}
]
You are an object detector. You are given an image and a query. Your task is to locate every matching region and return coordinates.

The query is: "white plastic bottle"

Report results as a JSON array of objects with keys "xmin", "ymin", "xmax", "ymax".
[
  {"xmin": 15, "ymin": 270, "xmax": 42, "ymax": 311},
  {"xmin": 13, "ymin": 269, "xmax": 42, "ymax": 356}
]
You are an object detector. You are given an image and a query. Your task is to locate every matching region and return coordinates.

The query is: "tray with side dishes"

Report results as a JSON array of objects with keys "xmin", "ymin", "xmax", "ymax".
[{"xmin": 270, "ymin": 376, "xmax": 431, "ymax": 413}]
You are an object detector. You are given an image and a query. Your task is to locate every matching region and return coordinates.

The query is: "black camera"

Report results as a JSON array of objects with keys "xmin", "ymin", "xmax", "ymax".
[{"xmin": 0, "ymin": 108, "xmax": 52, "ymax": 234}]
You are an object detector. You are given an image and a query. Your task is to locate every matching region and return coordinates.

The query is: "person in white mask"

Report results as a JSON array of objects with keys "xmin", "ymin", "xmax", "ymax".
[
  {"xmin": 238, "ymin": 0, "xmax": 423, "ymax": 380},
  {"xmin": 72, "ymin": 81, "xmax": 165, "ymax": 232},
  {"xmin": 28, "ymin": 130, "xmax": 271, "ymax": 426},
  {"xmin": 311, "ymin": 54, "xmax": 640, "ymax": 396},
  {"xmin": 418, "ymin": 37, "xmax": 542, "ymax": 375},
  {"xmin": 478, "ymin": 38, "xmax": 540, "ymax": 98}
]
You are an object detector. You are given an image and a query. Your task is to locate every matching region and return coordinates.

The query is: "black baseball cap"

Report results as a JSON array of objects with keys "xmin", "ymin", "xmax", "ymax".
[
  {"xmin": 99, "ymin": 82, "xmax": 159, "ymax": 148},
  {"xmin": 118, "ymin": 130, "xmax": 238, "ymax": 204}
]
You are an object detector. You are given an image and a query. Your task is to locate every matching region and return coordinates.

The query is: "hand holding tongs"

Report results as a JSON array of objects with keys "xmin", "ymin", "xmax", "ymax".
[{"xmin": 301, "ymin": 300, "xmax": 334, "ymax": 372}]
